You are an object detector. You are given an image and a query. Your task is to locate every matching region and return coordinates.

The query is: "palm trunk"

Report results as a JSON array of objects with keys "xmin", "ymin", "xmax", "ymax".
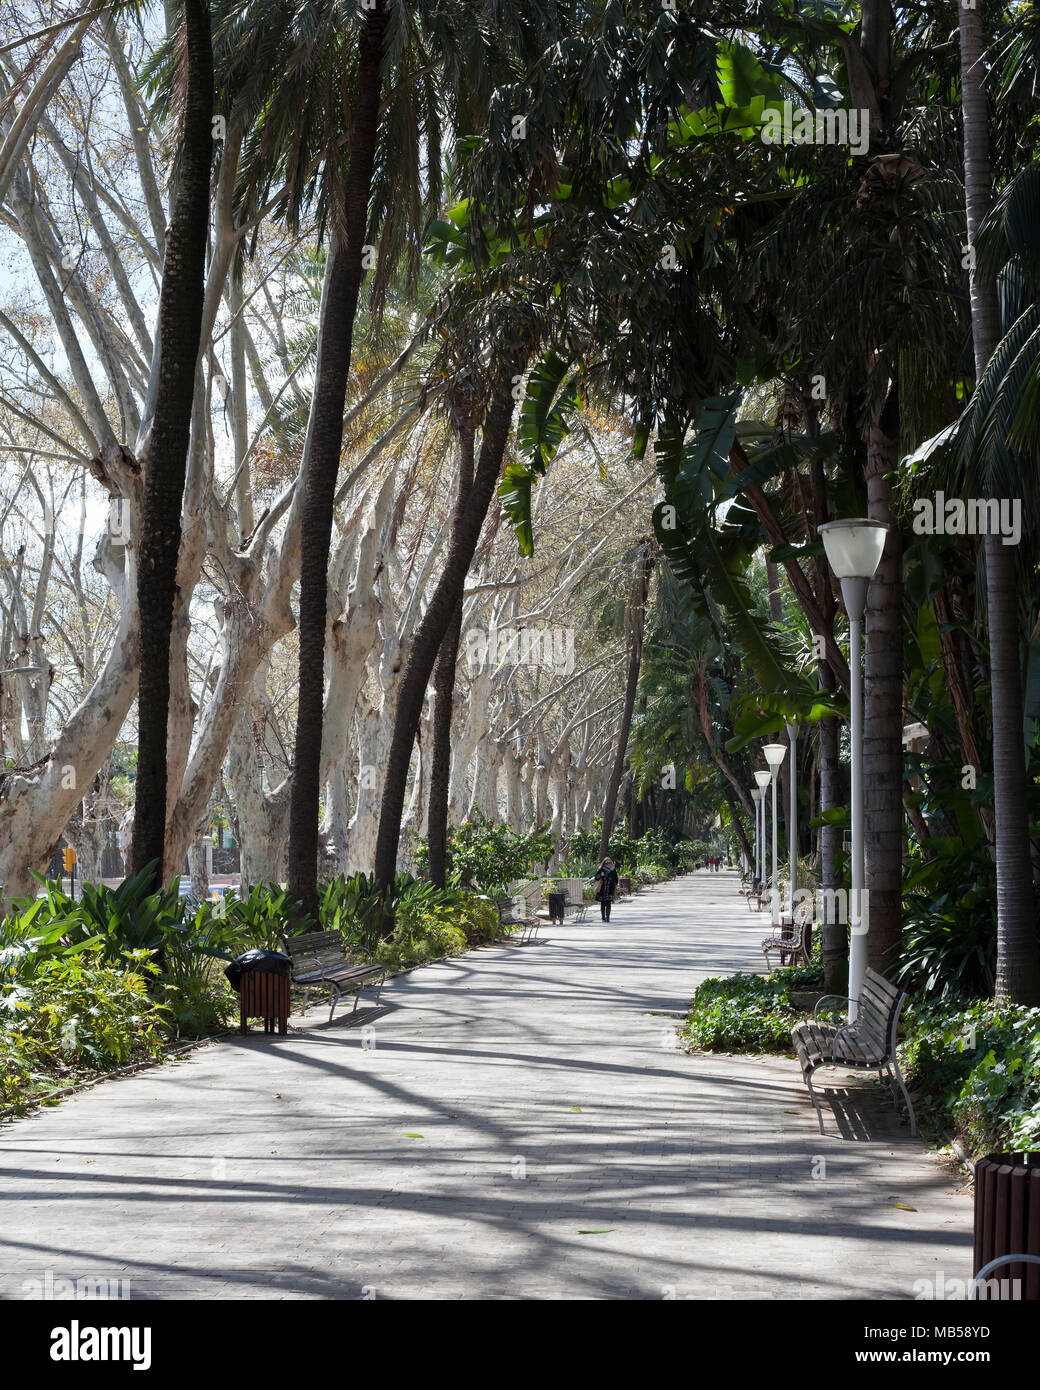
[
  {"xmin": 809, "ymin": 429, "xmax": 846, "ymax": 988},
  {"xmin": 864, "ymin": 379, "xmax": 904, "ymax": 975},
  {"xmin": 286, "ymin": 4, "xmax": 387, "ymax": 918},
  {"xmin": 373, "ymin": 357, "xmax": 523, "ymax": 898},
  {"xmin": 427, "ymin": 420, "xmax": 475, "ymax": 887},
  {"xmin": 132, "ymin": 0, "xmax": 213, "ymax": 885},
  {"xmin": 599, "ymin": 542, "xmax": 656, "ymax": 861},
  {"xmin": 959, "ymin": 4, "xmax": 1040, "ymax": 1005},
  {"xmin": 723, "ymin": 788, "xmax": 754, "ymax": 867}
]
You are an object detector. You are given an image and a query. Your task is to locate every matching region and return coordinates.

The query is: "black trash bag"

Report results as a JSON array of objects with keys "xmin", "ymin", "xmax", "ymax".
[{"xmin": 225, "ymin": 949, "xmax": 293, "ymax": 993}]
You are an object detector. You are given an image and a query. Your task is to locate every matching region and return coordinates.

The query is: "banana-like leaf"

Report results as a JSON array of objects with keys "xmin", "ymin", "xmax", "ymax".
[
  {"xmin": 725, "ymin": 689, "xmax": 847, "ymax": 751},
  {"xmin": 518, "ymin": 354, "xmax": 581, "ymax": 471},
  {"xmin": 654, "ymin": 500, "xmax": 804, "ymax": 697},
  {"xmin": 499, "ymin": 354, "xmax": 582, "ymax": 556},
  {"xmin": 717, "ymin": 430, "xmax": 837, "ymax": 502}
]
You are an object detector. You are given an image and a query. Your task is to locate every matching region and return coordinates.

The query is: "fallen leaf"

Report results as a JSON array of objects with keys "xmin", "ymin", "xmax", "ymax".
[
  {"xmin": 578, "ymin": 1229, "xmax": 614, "ymax": 1235},
  {"xmin": 893, "ymin": 1203, "xmax": 917, "ymax": 1212},
  {"xmin": 571, "ymin": 1106, "xmax": 581, "ymax": 1112},
  {"xmin": 404, "ymin": 1132, "xmax": 423, "ymax": 1138}
]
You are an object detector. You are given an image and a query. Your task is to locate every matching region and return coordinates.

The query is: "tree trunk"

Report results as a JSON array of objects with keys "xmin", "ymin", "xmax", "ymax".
[
  {"xmin": 286, "ymin": 3, "xmax": 388, "ymax": 917},
  {"xmin": 132, "ymin": 0, "xmax": 213, "ymax": 886},
  {"xmin": 723, "ymin": 788, "xmax": 753, "ymax": 867},
  {"xmin": 427, "ymin": 421, "xmax": 475, "ymax": 886},
  {"xmin": 864, "ymin": 380, "xmax": 904, "ymax": 975},
  {"xmin": 958, "ymin": 3, "xmax": 1040, "ymax": 1005},
  {"xmin": 599, "ymin": 542, "xmax": 656, "ymax": 861},
  {"xmin": 373, "ymin": 357, "xmax": 523, "ymax": 897}
]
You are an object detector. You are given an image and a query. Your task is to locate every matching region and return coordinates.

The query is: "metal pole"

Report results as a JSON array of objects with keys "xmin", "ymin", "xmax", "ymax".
[
  {"xmin": 753, "ymin": 798, "xmax": 759, "ymax": 885},
  {"xmin": 787, "ymin": 722, "xmax": 797, "ymax": 925},
  {"xmin": 771, "ymin": 772, "xmax": 780, "ymax": 928},
  {"xmin": 849, "ymin": 609, "xmax": 864, "ymax": 1023}
]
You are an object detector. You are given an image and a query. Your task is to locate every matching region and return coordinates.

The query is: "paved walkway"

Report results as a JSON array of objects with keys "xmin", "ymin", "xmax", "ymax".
[{"xmin": 0, "ymin": 872, "xmax": 971, "ymax": 1299}]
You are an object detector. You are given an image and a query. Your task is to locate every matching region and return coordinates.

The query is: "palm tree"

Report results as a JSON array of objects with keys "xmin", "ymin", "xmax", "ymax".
[
  {"xmin": 427, "ymin": 409, "xmax": 476, "ymax": 887},
  {"xmin": 373, "ymin": 346, "xmax": 527, "ymax": 895},
  {"xmin": 132, "ymin": 0, "xmax": 214, "ymax": 884},
  {"xmin": 957, "ymin": 3, "xmax": 1040, "ymax": 1005},
  {"xmin": 598, "ymin": 540, "xmax": 656, "ymax": 861},
  {"xmin": 214, "ymin": 0, "xmax": 559, "ymax": 914},
  {"xmin": 281, "ymin": 1, "xmax": 388, "ymax": 918}
]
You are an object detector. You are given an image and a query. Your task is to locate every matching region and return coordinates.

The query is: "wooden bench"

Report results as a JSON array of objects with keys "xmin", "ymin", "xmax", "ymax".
[
  {"xmin": 566, "ymin": 890, "xmax": 589, "ymax": 922},
  {"xmin": 740, "ymin": 878, "xmax": 768, "ymax": 911},
  {"xmin": 559, "ymin": 876, "xmax": 589, "ymax": 922},
  {"xmin": 791, "ymin": 967, "xmax": 916, "ymax": 1135},
  {"xmin": 762, "ymin": 915, "xmax": 810, "ymax": 969},
  {"xmin": 496, "ymin": 896, "xmax": 540, "ymax": 944},
  {"xmin": 283, "ymin": 930, "xmax": 386, "ymax": 1022}
]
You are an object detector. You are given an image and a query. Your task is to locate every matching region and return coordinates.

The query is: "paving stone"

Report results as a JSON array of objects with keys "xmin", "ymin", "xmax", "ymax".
[{"xmin": 0, "ymin": 872, "xmax": 971, "ymax": 1299}]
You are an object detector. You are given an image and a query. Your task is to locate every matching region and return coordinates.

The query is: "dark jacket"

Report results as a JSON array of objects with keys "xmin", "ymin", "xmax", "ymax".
[{"xmin": 594, "ymin": 866, "xmax": 619, "ymax": 900}]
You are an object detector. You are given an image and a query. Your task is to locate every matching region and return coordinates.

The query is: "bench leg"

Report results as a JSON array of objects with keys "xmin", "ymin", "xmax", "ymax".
[
  {"xmin": 805, "ymin": 1068, "xmax": 826, "ymax": 1134},
  {"xmin": 888, "ymin": 1057, "xmax": 918, "ymax": 1136}
]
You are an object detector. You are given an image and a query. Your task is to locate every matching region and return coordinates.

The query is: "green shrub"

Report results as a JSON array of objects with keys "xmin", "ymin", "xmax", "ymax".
[
  {"xmin": 4, "ymin": 867, "xmax": 184, "ymax": 964},
  {"xmin": 893, "ymin": 839, "xmax": 1004, "ymax": 999},
  {"xmin": 364, "ymin": 886, "xmax": 500, "ymax": 972},
  {"xmin": 899, "ymin": 999, "xmax": 1040, "ymax": 1154},
  {"xmin": 0, "ymin": 948, "xmax": 169, "ymax": 1111},
  {"xmin": 413, "ymin": 814, "xmax": 555, "ymax": 891},
  {"xmin": 634, "ymin": 859, "xmax": 670, "ymax": 884},
  {"xmin": 681, "ymin": 964, "xmax": 824, "ymax": 1053}
]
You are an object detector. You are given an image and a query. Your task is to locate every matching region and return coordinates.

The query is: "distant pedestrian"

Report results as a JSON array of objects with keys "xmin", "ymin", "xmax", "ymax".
[{"xmin": 593, "ymin": 857, "xmax": 619, "ymax": 922}]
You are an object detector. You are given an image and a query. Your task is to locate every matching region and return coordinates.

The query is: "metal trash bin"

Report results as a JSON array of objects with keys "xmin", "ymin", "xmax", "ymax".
[
  {"xmin": 973, "ymin": 1151, "xmax": 1040, "ymax": 1299},
  {"xmin": 225, "ymin": 949, "xmax": 292, "ymax": 1036},
  {"xmin": 547, "ymin": 892, "xmax": 566, "ymax": 923}
]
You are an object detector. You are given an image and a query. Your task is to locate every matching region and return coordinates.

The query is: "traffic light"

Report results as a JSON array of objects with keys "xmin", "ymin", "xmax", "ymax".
[{"xmin": 62, "ymin": 845, "xmax": 77, "ymax": 873}]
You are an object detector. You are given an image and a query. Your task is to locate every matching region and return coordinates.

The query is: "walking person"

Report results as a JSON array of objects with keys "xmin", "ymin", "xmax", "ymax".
[{"xmin": 593, "ymin": 857, "xmax": 619, "ymax": 922}]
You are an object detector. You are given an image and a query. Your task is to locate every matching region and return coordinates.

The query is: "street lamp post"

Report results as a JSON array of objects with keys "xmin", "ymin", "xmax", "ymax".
[
  {"xmin": 818, "ymin": 518, "xmax": 888, "ymax": 1023},
  {"xmin": 750, "ymin": 786, "xmax": 763, "ymax": 885},
  {"xmin": 763, "ymin": 744, "xmax": 787, "ymax": 928},
  {"xmin": 753, "ymin": 769, "xmax": 771, "ymax": 886},
  {"xmin": 786, "ymin": 721, "xmax": 798, "ymax": 927}
]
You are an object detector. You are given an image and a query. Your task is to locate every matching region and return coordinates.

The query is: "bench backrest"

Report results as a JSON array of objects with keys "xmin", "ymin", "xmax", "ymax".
[
  {"xmin": 517, "ymin": 880, "xmax": 543, "ymax": 913},
  {"xmin": 855, "ymin": 967, "xmax": 905, "ymax": 1059},
  {"xmin": 284, "ymin": 930, "xmax": 348, "ymax": 975}
]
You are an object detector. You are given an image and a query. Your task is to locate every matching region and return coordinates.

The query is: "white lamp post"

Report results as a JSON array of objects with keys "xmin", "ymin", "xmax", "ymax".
[
  {"xmin": 818, "ymin": 517, "xmax": 888, "ymax": 1023},
  {"xmin": 763, "ymin": 743, "xmax": 787, "ymax": 927},
  {"xmin": 786, "ymin": 721, "xmax": 798, "ymax": 925},
  {"xmin": 753, "ymin": 769, "xmax": 771, "ymax": 885},
  {"xmin": 750, "ymin": 786, "xmax": 763, "ymax": 884}
]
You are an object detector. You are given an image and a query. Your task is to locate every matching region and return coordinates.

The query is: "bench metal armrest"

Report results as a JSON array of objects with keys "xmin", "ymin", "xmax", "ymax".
[{"xmin": 813, "ymin": 994, "xmax": 853, "ymax": 1021}]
